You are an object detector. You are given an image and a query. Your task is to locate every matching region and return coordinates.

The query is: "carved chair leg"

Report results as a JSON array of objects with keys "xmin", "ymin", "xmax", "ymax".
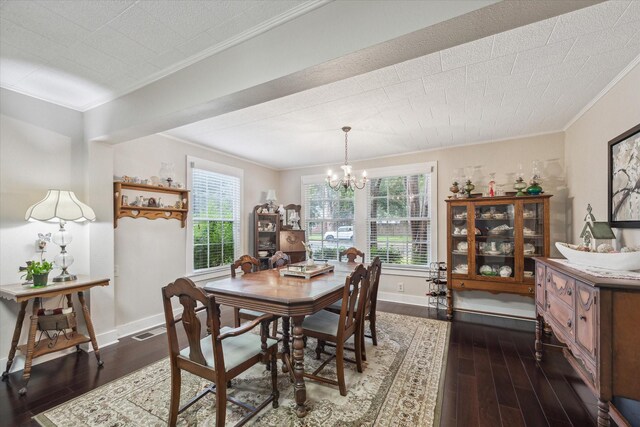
[
  {"xmin": 271, "ymin": 318, "xmax": 278, "ymax": 338},
  {"xmin": 315, "ymin": 339, "xmax": 325, "ymax": 360},
  {"xmin": 215, "ymin": 379, "xmax": 227, "ymax": 427},
  {"xmin": 336, "ymin": 343, "xmax": 347, "ymax": 396},
  {"xmin": 370, "ymin": 313, "xmax": 378, "ymax": 346},
  {"xmin": 281, "ymin": 317, "xmax": 290, "ymax": 373},
  {"xmin": 168, "ymin": 367, "xmax": 181, "ymax": 427},
  {"xmin": 233, "ymin": 307, "xmax": 241, "ymax": 328},
  {"xmin": 271, "ymin": 349, "xmax": 279, "ymax": 408},
  {"xmin": 261, "ymin": 320, "xmax": 270, "ymax": 370}
]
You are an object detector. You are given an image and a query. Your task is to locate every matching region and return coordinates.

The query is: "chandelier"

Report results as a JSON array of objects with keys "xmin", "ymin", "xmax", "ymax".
[{"xmin": 326, "ymin": 126, "xmax": 367, "ymax": 191}]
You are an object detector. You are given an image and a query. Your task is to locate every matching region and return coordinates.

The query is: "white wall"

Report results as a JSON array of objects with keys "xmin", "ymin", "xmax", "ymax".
[
  {"xmin": 565, "ymin": 63, "xmax": 640, "ymax": 247},
  {"xmin": 0, "ymin": 90, "xmax": 89, "ymax": 367},
  {"xmin": 112, "ymin": 134, "xmax": 279, "ymax": 335},
  {"xmin": 279, "ymin": 133, "xmax": 567, "ymax": 318}
]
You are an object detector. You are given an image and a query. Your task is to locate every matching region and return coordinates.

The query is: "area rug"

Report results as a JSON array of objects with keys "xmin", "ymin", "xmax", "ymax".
[{"xmin": 34, "ymin": 312, "xmax": 449, "ymax": 427}]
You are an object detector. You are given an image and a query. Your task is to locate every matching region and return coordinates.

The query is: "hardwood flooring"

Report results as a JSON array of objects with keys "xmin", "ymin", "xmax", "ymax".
[{"xmin": 0, "ymin": 303, "xmax": 601, "ymax": 426}]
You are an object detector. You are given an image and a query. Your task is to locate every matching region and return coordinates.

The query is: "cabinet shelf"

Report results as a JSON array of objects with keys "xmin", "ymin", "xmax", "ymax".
[{"xmin": 114, "ymin": 182, "xmax": 189, "ymax": 228}]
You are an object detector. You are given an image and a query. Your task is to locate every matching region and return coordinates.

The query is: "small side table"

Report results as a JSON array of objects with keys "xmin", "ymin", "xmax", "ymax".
[{"xmin": 0, "ymin": 275, "xmax": 109, "ymax": 395}]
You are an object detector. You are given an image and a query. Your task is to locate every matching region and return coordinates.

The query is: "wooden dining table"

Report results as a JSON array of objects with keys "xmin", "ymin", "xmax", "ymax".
[{"xmin": 203, "ymin": 261, "xmax": 360, "ymax": 418}]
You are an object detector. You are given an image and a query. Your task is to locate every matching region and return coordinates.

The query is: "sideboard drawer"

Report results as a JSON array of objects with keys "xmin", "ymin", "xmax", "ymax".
[
  {"xmin": 547, "ymin": 293, "xmax": 574, "ymax": 338},
  {"xmin": 575, "ymin": 282, "xmax": 597, "ymax": 359},
  {"xmin": 547, "ymin": 268, "xmax": 575, "ymax": 308}
]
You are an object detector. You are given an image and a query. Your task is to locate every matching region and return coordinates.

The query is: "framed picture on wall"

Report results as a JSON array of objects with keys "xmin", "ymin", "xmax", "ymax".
[{"xmin": 608, "ymin": 123, "xmax": 640, "ymax": 228}]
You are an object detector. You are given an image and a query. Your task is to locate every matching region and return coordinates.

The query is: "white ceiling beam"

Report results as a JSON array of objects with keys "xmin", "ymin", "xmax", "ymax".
[{"xmin": 84, "ymin": 0, "xmax": 601, "ymax": 144}]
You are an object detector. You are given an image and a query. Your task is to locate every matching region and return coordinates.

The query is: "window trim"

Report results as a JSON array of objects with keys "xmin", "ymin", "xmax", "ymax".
[
  {"xmin": 186, "ymin": 156, "xmax": 244, "ymax": 276},
  {"xmin": 301, "ymin": 162, "xmax": 437, "ymax": 271}
]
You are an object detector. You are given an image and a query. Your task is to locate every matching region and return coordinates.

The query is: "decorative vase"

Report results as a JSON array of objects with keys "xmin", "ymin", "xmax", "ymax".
[{"xmin": 32, "ymin": 272, "xmax": 49, "ymax": 288}]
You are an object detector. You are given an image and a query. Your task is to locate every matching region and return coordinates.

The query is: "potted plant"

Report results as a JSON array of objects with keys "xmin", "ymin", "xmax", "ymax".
[{"xmin": 23, "ymin": 260, "xmax": 53, "ymax": 287}]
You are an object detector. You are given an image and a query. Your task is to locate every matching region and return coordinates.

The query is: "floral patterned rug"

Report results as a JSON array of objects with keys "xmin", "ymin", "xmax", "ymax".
[{"xmin": 34, "ymin": 312, "xmax": 449, "ymax": 427}]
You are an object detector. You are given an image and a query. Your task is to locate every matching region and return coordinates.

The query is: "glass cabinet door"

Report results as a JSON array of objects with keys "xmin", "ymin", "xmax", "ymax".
[
  {"xmin": 450, "ymin": 205, "xmax": 469, "ymax": 276},
  {"xmin": 474, "ymin": 203, "xmax": 515, "ymax": 279},
  {"xmin": 522, "ymin": 202, "xmax": 544, "ymax": 281}
]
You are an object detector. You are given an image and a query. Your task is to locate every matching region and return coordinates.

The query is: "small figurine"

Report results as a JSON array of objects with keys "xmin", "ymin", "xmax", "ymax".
[
  {"xmin": 488, "ymin": 173, "xmax": 496, "ymax": 197},
  {"xmin": 147, "ymin": 197, "xmax": 157, "ymax": 207},
  {"xmin": 301, "ymin": 241, "xmax": 314, "ymax": 265}
]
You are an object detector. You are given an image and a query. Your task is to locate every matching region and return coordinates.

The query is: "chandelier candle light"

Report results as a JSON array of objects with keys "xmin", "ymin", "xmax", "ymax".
[
  {"xmin": 326, "ymin": 126, "xmax": 367, "ymax": 191},
  {"xmin": 24, "ymin": 190, "xmax": 96, "ymax": 282}
]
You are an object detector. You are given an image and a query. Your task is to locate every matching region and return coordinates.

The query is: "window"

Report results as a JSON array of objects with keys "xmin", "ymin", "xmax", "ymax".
[
  {"xmin": 302, "ymin": 181, "xmax": 354, "ymax": 260},
  {"xmin": 301, "ymin": 162, "xmax": 436, "ymax": 270},
  {"xmin": 366, "ymin": 168, "xmax": 434, "ymax": 267},
  {"xmin": 188, "ymin": 157, "xmax": 242, "ymax": 273}
]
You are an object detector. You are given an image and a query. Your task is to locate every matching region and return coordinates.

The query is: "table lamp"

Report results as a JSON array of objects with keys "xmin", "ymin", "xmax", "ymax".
[
  {"xmin": 266, "ymin": 189, "xmax": 277, "ymax": 212},
  {"xmin": 25, "ymin": 190, "xmax": 96, "ymax": 282}
]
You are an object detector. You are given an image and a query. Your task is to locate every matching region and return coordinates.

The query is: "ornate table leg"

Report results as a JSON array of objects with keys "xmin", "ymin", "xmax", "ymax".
[
  {"xmin": 446, "ymin": 288, "xmax": 453, "ymax": 320},
  {"xmin": 291, "ymin": 315, "xmax": 307, "ymax": 418},
  {"xmin": 20, "ymin": 297, "xmax": 41, "ymax": 395},
  {"xmin": 65, "ymin": 294, "xmax": 82, "ymax": 352},
  {"xmin": 2, "ymin": 301, "xmax": 28, "ymax": 380},
  {"xmin": 535, "ymin": 315, "xmax": 543, "ymax": 362},
  {"xmin": 77, "ymin": 291, "xmax": 103, "ymax": 367},
  {"xmin": 281, "ymin": 317, "xmax": 290, "ymax": 373},
  {"xmin": 597, "ymin": 400, "xmax": 610, "ymax": 427}
]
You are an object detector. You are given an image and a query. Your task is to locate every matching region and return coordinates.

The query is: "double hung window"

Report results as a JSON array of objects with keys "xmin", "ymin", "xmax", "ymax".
[
  {"xmin": 188, "ymin": 157, "xmax": 242, "ymax": 273},
  {"xmin": 302, "ymin": 162, "xmax": 436, "ymax": 269}
]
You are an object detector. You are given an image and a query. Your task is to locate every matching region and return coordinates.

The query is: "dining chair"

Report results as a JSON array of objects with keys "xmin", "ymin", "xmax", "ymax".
[
  {"xmin": 324, "ymin": 257, "xmax": 382, "ymax": 361},
  {"xmin": 339, "ymin": 247, "xmax": 365, "ymax": 262},
  {"xmin": 232, "ymin": 255, "xmax": 279, "ymax": 337},
  {"xmin": 268, "ymin": 251, "xmax": 290, "ymax": 269},
  {"xmin": 162, "ymin": 277, "xmax": 279, "ymax": 427},
  {"xmin": 302, "ymin": 264, "xmax": 369, "ymax": 396}
]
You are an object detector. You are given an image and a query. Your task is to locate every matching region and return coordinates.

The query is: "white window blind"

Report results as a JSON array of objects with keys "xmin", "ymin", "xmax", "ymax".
[
  {"xmin": 302, "ymin": 182, "xmax": 355, "ymax": 260},
  {"xmin": 366, "ymin": 172, "xmax": 432, "ymax": 266},
  {"xmin": 191, "ymin": 168, "xmax": 241, "ymax": 271}
]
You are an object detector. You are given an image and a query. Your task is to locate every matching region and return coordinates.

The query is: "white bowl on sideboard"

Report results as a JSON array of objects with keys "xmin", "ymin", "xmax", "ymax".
[{"xmin": 555, "ymin": 242, "xmax": 640, "ymax": 271}]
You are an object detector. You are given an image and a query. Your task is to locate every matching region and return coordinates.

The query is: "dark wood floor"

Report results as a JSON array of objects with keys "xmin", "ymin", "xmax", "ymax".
[{"xmin": 0, "ymin": 303, "xmax": 600, "ymax": 426}]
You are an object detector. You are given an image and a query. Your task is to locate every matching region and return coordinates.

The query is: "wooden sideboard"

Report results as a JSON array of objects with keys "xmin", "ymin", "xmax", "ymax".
[{"xmin": 534, "ymin": 258, "xmax": 640, "ymax": 427}]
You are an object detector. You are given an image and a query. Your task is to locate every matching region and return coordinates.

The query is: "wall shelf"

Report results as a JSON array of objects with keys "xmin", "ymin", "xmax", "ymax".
[{"xmin": 113, "ymin": 182, "xmax": 189, "ymax": 228}]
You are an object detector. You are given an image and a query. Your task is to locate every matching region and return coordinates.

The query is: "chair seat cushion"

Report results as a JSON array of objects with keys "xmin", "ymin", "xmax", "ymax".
[
  {"xmin": 239, "ymin": 308, "xmax": 271, "ymax": 319},
  {"xmin": 327, "ymin": 300, "xmax": 342, "ymax": 311},
  {"xmin": 180, "ymin": 326, "xmax": 278, "ymax": 371},
  {"xmin": 303, "ymin": 310, "xmax": 339, "ymax": 336}
]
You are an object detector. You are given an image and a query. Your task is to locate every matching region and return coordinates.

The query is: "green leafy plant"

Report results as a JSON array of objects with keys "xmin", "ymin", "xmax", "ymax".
[{"xmin": 22, "ymin": 260, "xmax": 53, "ymax": 277}]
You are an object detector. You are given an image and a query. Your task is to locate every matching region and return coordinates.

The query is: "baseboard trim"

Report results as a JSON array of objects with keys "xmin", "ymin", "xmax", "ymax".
[
  {"xmin": 378, "ymin": 291, "xmax": 431, "ymax": 306},
  {"xmin": 116, "ymin": 308, "xmax": 181, "ymax": 339}
]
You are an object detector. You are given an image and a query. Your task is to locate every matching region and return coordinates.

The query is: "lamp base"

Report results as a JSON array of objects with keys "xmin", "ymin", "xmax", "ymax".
[{"xmin": 53, "ymin": 271, "xmax": 77, "ymax": 282}]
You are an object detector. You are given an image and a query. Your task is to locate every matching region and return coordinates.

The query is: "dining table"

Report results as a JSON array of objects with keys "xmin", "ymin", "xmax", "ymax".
[{"xmin": 203, "ymin": 261, "xmax": 361, "ymax": 418}]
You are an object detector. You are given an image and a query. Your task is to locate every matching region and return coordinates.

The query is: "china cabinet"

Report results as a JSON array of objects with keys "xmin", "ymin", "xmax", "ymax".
[
  {"xmin": 254, "ymin": 204, "xmax": 281, "ymax": 268},
  {"xmin": 445, "ymin": 194, "xmax": 551, "ymax": 319},
  {"xmin": 113, "ymin": 182, "xmax": 189, "ymax": 228}
]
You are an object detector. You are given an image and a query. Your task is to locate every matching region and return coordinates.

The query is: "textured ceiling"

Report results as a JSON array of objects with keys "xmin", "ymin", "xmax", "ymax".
[
  {"xmin": 166, "ymin": 0, "xmax": 640, "ymax": 170},
  {"xmin": 0, "ymin": 0, "xmax": 320, "ymax": 110}
]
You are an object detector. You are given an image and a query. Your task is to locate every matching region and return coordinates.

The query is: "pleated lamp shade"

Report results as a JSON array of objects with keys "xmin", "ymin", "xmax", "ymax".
[{"xmin": 25, "ymin": 190, "xmax": 96, "ymax": 222}]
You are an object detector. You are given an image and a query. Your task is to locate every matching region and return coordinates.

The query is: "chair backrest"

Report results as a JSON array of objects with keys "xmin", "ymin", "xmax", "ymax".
[
  {"xmin": 162, "ymin": 277, "xmax": 224, "ymax": 371},
  {"xmin": 268, "ymin": 251, "xmax": 290, "ymax": 269},
  {"xmin": 230, "ymin": 255, "xmax": 259, "ymax": 277},
  {"xmin": 339, "ymin": 247, "xmax": 365, "ymax": 262},
  {"xmin": 364, "ymin": 257, "xmax": 382, "ymax": 317},
  {"xmin": 337, "ymin": 264, "xmax": 369, "ymax": 341}
]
